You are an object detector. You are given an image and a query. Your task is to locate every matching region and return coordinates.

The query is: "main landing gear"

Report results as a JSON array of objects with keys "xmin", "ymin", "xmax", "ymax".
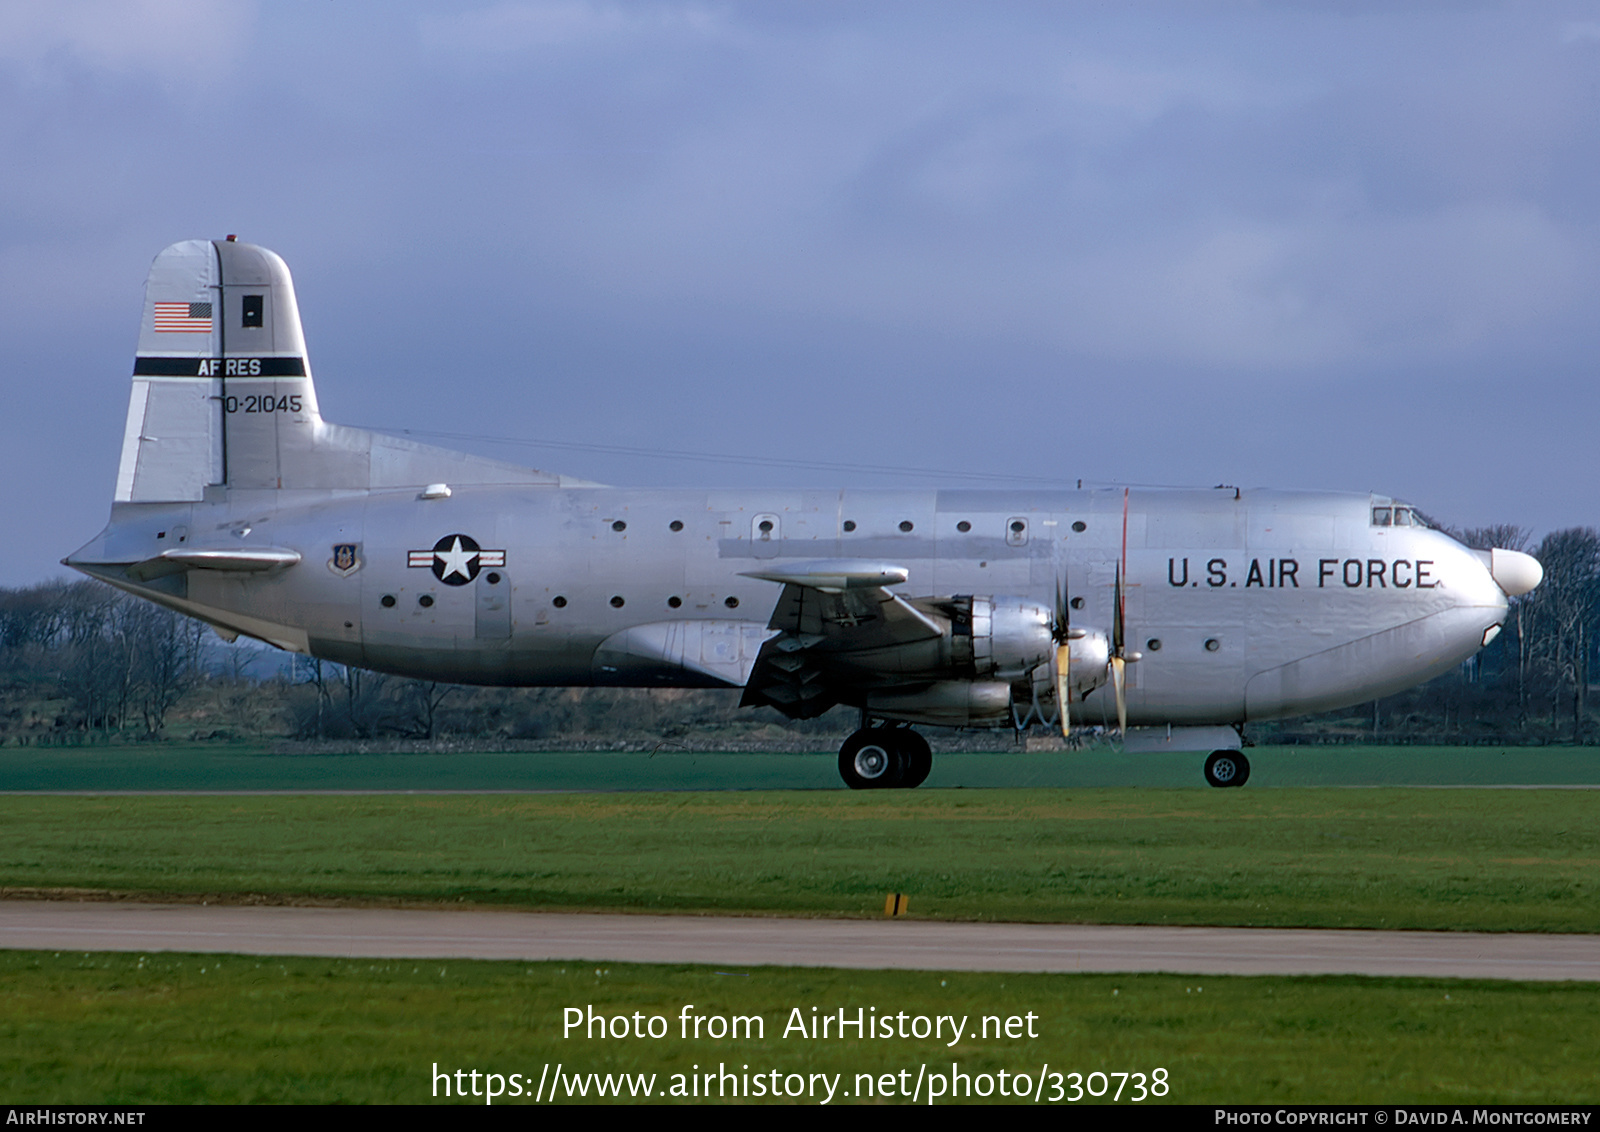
[
  {"xmin": 1203, "ymin": 749, "xmax": 1250, "ymax": 788},
  {"xmin": 839, "ymin": 726, "xmax": 932, "ymax": 790}
]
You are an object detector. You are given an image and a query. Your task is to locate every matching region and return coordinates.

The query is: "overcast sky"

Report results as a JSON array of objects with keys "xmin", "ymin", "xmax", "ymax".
[{"xmin": 6, "ymin": 1, "xmax": 1600, "ymax": 585}]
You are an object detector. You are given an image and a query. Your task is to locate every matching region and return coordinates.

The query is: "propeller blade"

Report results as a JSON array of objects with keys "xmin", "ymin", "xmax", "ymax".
[
  {"xmin": 1117, "ymin": 487, "xmax": 1129, "ymax": 654},
  {"xmin": 1055, "ymin": 643, "xmax": 1071, "ymax": 737},
  {"xmin": 1111, "ymin": 655, "xmax": 1127, "ymax": 735},
  {"xmin": 1112, "ymin": 562, "xmax": 1124, "ymax": 654}
]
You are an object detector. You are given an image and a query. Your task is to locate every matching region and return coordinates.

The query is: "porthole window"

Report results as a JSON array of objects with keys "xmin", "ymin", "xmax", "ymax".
[
  {"xmin": 486, "ymin": 572, "xmax": 501, "ymax": 585},
  {"xmin": 611, "ymin": 520, "xmax": 627, "ymax": 532},
  {"xmin": 418, "ymin": 594, "xmax": 434, "ymax": 608},
  {"xmin": 380, "ymin": 594, "xmax": 396, "ymax": 608},
  {"xmin": 610, "ymin": 595, "xmax": 625, "ymax": 608},
  {"xmin": 899, "ymin": 520, "xmax": 914, "ymax": 532},
  {"xmin": 1205, "ymin": 638, "xmax": 1221, "ymax": 652},
  {"xmin": 758, "ymin": 519, "xmax": 773, "ymax": 534},
  {"xmin": 669, "ymin": 520, "xmax": 684, "ymax": 532},
  {"xmin": 956, "ymin": 520, "xmax": 971, "ymax": 533},
  {"xmin": 1010, "ymin": 520, "xmax": 1025, "ymax": 533},
  {"xmin": 843, "ymin": 520, "xmax": 856, "ymax": 532},
  {"xmin": 724, "ymin": 595, "xmax": 739, "ymax": 609},
  {"xmin": 1070, "ymin": 597, "xmax": 1085, "ymax": 610},
  {"xmin": 1147, "ymin": 638, "xmax": 1162, "ymax": 651},
  {"xmin": 1071, "ymin": 521, "xmax": 1087, "ymax": 533},
  {"xmin": 668, "ymin": 596, "xmax": 682, "ymax": 609},
  {"xmin": 552, "ymin": 596, "xmax": 567, "ymax": 608}
]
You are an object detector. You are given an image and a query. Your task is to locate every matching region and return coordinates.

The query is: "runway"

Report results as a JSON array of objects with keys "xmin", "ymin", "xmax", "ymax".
[{"xmin": 2, "ymin": 901, "xmax": 1596, "ymax": 981}]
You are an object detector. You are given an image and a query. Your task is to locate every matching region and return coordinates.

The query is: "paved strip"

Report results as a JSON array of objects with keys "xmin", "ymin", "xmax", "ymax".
[{"xmin": 2, "ymin": 902, "xmax": 1597, "ymax": 981}]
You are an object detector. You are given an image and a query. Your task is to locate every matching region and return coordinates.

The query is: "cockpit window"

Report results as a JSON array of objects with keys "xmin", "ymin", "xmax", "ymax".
[{"xmin": 1373, "ymin": 502, "xmax": 1429, "ymax": 529}]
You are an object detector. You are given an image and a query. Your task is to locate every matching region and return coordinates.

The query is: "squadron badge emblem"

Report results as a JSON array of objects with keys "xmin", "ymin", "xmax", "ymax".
[
  {"xmin": 327, "ymin": 543, "xmax": 361, "ymax": 577},
  {"xmin": 407, "ymin": 534, "xmax": 506, "ymax": 586}
]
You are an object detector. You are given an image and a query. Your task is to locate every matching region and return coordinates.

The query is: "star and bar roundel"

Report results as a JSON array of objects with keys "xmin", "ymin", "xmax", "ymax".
[{"xmin": 407, "ymin": 534, "xmax": 506, "ymax": 586}]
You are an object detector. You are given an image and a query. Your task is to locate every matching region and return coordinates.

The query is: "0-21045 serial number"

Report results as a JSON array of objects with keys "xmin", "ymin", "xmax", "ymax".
[{"xmin": 223, "ymin": 394, "xmax": 303, "ymax": 414}]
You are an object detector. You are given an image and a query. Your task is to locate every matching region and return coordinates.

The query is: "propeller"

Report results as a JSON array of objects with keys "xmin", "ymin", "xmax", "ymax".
[
  {"xmin": 1051, "ymin": 575, "xmax": 1074, "ymax": 738},
  {"xmin": 1047, "ymin": 489, "xmax": 1136, "ymax": 738},
  {"xmin": 1110, "ymin": 560, "xmax": 1128, "ymax": 735},
  {"xmin": 1110, "ymin": 488, "xmax": 1133, "ymax": 736}
]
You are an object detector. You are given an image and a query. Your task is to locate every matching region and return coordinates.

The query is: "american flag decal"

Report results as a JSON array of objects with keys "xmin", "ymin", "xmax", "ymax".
[{"xmin": 154, "ymin": 301, "xmax": 213, "ymax": 333}]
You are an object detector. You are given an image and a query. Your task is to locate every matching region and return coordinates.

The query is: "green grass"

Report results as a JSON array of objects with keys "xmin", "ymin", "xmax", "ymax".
[
  {"xmin": 2, "ymin": 788, "xmax": 1596, "ymax": 930},
  {"xmin": 2, "ymin": 741, "xmax": 1599, "ymax": 792},
  {"xmin": 4, "ymin": 750, "xmax": 1597, "ymax": 1104},
  {"xmin": 2, "ymin": 951, "xmax": 1594, "ymax": 1104}
]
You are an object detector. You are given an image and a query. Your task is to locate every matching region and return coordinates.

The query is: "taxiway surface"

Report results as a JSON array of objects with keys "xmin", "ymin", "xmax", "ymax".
[{"xmin": 2, "ymin": 902, "xmax": 1596, "ymax": 981}]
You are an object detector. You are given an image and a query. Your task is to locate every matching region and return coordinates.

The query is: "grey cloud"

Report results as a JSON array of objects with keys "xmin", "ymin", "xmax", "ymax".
[{"xmin": 5, "ymin": 2, "xmax": 1600, "ymax": 585}]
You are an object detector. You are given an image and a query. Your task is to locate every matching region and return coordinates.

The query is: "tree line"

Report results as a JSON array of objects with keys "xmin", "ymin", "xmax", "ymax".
[{"xmin": 3, "ymin": 524, "xmax": 1598, "ymax": 747}]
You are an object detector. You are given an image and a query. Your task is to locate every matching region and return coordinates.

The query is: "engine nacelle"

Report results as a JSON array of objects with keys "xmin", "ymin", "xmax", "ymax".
[
  {"xmin": 749, "ymin": 591, "xmax": 1115, "ymax": 727},
  {"xmin": 866, "ymin": 680, "xmax": 1013, "ymax": 726},
  {"xmin": 898, "ymin": 594, "xmax": 1113, "ymax": 697},
  {"xmin": 948, "ymin": 595, "xmax": 1054, "ymax": 680}
]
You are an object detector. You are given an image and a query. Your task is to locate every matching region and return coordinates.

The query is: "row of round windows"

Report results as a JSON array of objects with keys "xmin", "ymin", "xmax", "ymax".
[
  {"xmin": 379, "ymin": 592, "xmax": 742, "ymax": 611},
  {"xmin": 1143, "ymin": 638, "xmax": 1223, "ymax": 652},
  {"xmin": 604, "ymin": 518, "xmax": 1093, "ymax": 534},
  {"xmin": 560, "ymin": 595, "xmax": 741, "ymax": 610}
]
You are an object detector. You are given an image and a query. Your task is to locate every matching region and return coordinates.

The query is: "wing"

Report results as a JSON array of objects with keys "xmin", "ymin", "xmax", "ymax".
[{"xmin": 738, "ymin": 560, "xmax": 947, "ymax": 718}]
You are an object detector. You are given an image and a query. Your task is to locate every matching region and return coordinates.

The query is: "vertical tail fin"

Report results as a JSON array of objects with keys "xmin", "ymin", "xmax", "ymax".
[
  {"xmin": 118, "ymin": 237, "xmax": 322, "ymax": 501},
  {"xmin": 112, "ymin": 238, "xmax": 592, "ymax": 501}
]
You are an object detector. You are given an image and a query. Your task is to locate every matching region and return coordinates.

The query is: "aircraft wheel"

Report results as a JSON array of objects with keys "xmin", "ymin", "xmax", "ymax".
[
  {"xmin": 900, "ymin": 729, "xmax": 933, "ymax": 789},
  {"xmin": 1204, "ymin": 749, "xmax": 1249, "ymax": 788},
  {"xmin": 839, "ymin": 729, "xmax": 905, "ymax": 790}
]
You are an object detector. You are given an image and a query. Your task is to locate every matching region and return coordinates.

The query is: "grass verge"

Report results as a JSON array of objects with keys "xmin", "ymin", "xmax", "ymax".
[
  {"xmin": 2, "ymin": 742, "xmax": 1599, "ymax": 791},
  {"xmin": 2, "ymin": 788, "xmax": 1596, "ymax": 930},
  {"xmin": 2, "ymin": 951, "xmax": 1595, "ymax": 1104}
]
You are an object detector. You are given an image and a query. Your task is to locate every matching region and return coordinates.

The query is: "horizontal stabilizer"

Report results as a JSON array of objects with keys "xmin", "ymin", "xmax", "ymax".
[{"xmin": 127, "ymin": 546, "xmax": 301, "ymax": 581}]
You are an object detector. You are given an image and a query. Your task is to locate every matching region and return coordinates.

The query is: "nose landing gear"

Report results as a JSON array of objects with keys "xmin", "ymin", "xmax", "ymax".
[
  {"xmin": 1203, "ymin": 749, "xmax": 1250, "ymax": 788},
  {"xmin": 838, "ymin": 726, "xmax": 933, "ymax": 790}
]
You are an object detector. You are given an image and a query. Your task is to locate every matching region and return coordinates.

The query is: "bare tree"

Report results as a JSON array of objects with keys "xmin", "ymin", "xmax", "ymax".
[
  {"xmin": 397, "ymin": 680, "xmax": 457, "ymax": 740},
  {"xmin": 1453, "ymin": 525, "xmax": 1531, "ymax": 552},
  {"xmin": 1525, "ymin": 528, "xmax": 1600, "ymax": 739},
  {"xmin": 124, "ymin": 600, "xmax": 208, "ymax": 737}
]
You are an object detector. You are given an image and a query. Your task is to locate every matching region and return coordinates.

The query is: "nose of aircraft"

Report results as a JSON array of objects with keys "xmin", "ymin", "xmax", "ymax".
[{"xmin": 1480, "ymin": 547, "xmax": 1543, "ymax": 597}]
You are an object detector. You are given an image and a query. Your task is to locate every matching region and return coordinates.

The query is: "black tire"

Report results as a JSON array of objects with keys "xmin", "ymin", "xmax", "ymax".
[
  {"xmin": 1203, "ymin": 749, "xmax": 1249, "ymax": 788},
  {"xmin": 900, "ymin": 729, "xmax": 933, "ymax": 789},
  {"xmin": 839, "ymin": 729, "xmax": 904, "ymax": 790}
]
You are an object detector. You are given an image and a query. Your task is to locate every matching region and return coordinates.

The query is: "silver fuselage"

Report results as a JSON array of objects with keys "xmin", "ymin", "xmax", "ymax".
[{"xmin": 74, "ymin": 484, "xmax": 1508, "ymax": 727}]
